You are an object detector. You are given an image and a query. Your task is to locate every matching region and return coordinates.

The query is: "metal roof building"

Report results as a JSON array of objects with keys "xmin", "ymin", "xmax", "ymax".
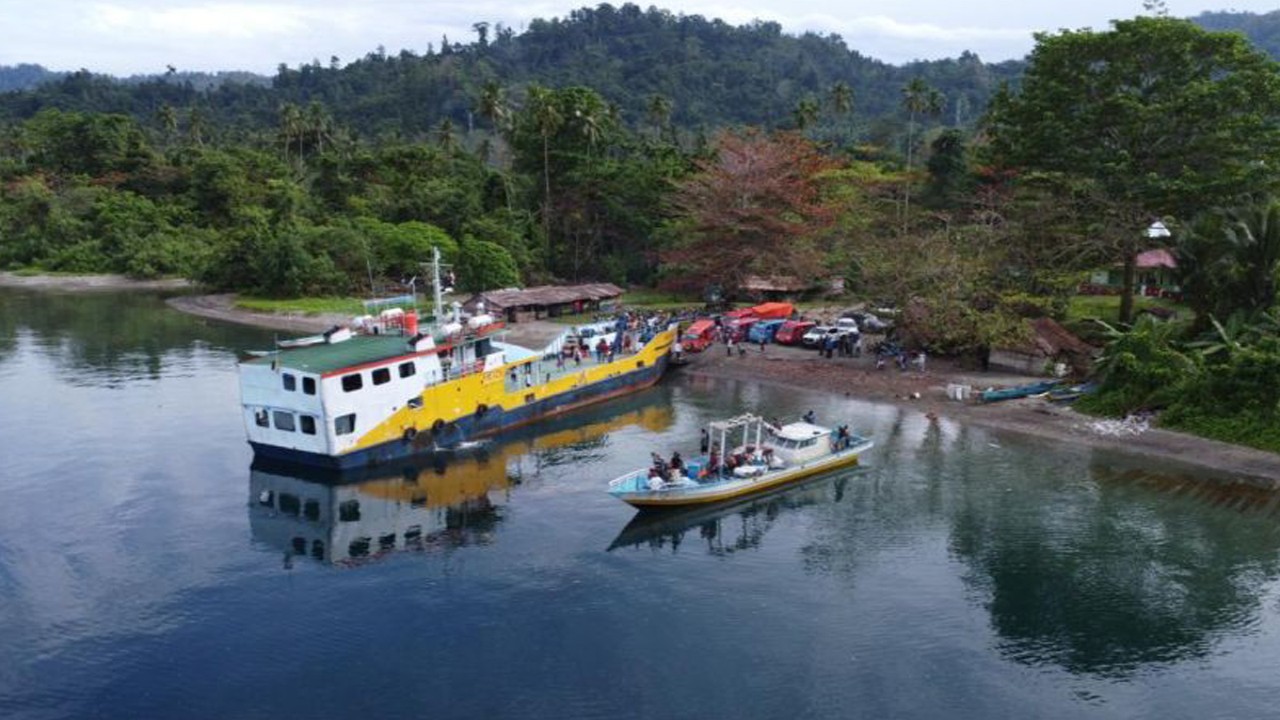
[{"xmin": 464, "ymin": 283, "xmax": 624, "ymax": 322}]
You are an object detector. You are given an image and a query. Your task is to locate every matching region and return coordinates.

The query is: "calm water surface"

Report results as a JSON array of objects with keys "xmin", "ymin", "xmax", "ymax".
[{"xmin": 3, "ymin": 289, "xmax": 1280, "ymax": 719}]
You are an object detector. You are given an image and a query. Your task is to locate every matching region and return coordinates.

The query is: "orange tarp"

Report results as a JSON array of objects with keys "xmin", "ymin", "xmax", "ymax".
[{"xmin": 749, "ymin": 302, "xmax": 794, "ymax": 319}]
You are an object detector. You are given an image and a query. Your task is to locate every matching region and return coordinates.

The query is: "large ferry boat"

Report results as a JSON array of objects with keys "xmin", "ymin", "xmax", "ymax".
[{"xmin": 238, "ymin": 254, "xmax": 676, "ymax": 470}]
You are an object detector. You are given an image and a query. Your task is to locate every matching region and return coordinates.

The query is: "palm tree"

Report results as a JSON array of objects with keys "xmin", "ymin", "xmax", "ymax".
[
  {"xmin": 900, "ymin": 78, "xmax": 944, "ymax": 231},
  {"xmin": 304, "ymin": 101, "xmax": 332, "ymax": 156},
  {"xmin": 792, "ymin": 96, "xmax": 820, "ymax": 132},
  {"xmin": 278, "ymin": 102, "xmax": 302, "ymax": 163},
  {"xmin": 526, "ymin": 85, "xmax": 563, "ymax": 254},
  {"xmin": 155, "ymin": 103, "xmax": 179, "ymax": 149},
  {"xmin": 435, "ymin": 117, "xmax": 457, "ymax": 151},
  {"xmin": 1178, "ymin": 198, "xmax": 1280, "ymax": 327},
  {"xmin": 646, "ymin": 94, "xmax": 673, "ymax": 141},
  {"xmin": 476, "ymin": 79, "xmax": 507, "ymax": 131},
  {"xmin": 829, "ymin": 81, "xmax": 853, "ymax": 145},
  {"xmin": 186, "ymin": 106, "xmax": 206, "ymax": 147}
]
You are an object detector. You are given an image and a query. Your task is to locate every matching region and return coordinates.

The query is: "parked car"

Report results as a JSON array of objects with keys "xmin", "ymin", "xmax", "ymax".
[
  {"xmin": 835, "ymin": 317, "xmax": 860, "ymax": 335},
  {"xmin": 747, "ymin": 319, "xmax": 785, "ymax": 344},
  {"xmin": 801, "ymin": 325, "xmax": 833, "ymax": 347},
  {"xmin": 774, "ymin": 320, "xmax": 815, "ymax": 345},
  {"xmin": 841, "ymin": 310, "xmax": 892, "ymax": 333},
  {"xmin": 680, "ymin": 318, "xmax": 717, "ymax": 352}
]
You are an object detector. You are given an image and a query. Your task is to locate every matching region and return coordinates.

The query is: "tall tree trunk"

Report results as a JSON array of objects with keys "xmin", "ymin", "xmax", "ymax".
[
  {"xmin": 1119, "ymin": 255, "xmax": 1137, "ymax": 324},
  {"xmin": 542, "ymin": 134, "xmax": 552, "ymax": 264}
]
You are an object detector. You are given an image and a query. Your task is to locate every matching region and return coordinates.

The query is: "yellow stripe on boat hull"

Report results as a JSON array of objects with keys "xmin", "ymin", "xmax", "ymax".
[
  {"xmin": 344, "ymin": 326, "xmax": 677, "ymax": 456},
  {"xmin": 622, "ymin": 451, "xmax": 863, "ymax": 508}
]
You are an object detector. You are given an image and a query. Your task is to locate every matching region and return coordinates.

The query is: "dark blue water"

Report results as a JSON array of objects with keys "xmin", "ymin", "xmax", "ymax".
[{"xmin": 3, "ymin": 288, "xmax": 1280, "ymax": 719}]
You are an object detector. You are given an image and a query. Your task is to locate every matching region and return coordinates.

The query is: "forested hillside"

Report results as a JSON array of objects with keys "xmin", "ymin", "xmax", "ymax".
[
  {"xmin": 0, "ymin": 4, "xmax": 1017, "ymax": 141},
  {"xmin": 3, "ymin": 6, "xmax": 1279, "ymax": 141},
  {"xmin": 0, "ymin": 64, "xmax": 64, "ymax": 93}
]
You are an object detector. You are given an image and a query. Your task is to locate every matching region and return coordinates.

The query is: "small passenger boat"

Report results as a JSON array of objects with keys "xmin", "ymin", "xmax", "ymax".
[
  {"xmin": 607, "ymin": 414, "xmax": 873, "ymax": 509},
  {"xmin": 979, "ymin": 379, "xmax": 1062, "ymax": 403}
]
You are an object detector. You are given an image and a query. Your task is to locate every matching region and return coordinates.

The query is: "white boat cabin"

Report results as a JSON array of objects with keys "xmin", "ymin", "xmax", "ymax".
[{"xmin": 239, "ymin": 326, "xmax": 505, "ymax": 457}]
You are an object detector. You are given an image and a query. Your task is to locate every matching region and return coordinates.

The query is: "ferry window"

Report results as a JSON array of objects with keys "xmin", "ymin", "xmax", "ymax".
[
  {"xmin": 372, "ymin": 367, "xmax": 391, "ymax": 385},
  {"xmin": 800, "ymin": 438, "xmax": 816, "ymax": 448},
  {"xmin": 405, "ymin": 525, "xmax": 423, "ymax": 542},
  {"xmin": 278, "ymin": 493, "xmax": 300, "ymax": 516},
  {"xmin": 300, "ymin": 415, "xmax": 316, "ymax": 435},
  {"xmin": 342, "ymin": 374, "xmax": 363, "ymax": 392},
  {"xmin": 282, "ymin": 373, "xmax": 296, "ymax": 391},
  {"xmin": 399, "ymin": 361, "xmax": 416, "ymax": 378},
  {"xmin": 303, "ymin": 499, "xmax": 320, "ymax": 521},
  {"xmin": 254, "ymin": 409, "xmax": 269, "ymax": 428},
  {"xmin": 311, "ymin": 540, "xmax": 324, "ymax": 560},
  {"xmin": 273, "ymin": 411, "xmax": 296, "ymax": 432},
  {"xmin": 302, "ymin": 377, "xmax": 316, "ymax": 395},
  {"xmin": 410, "ymin": 495, "xmax": 427, "ymax": 508},
  {"xmin": 291, "ymin": 537, "xmax": 305, "ymax": 554},
  {"xmin": 408, "ymin": 397, "xmax": 423, "ymax": 410},
  {"xmin": 349, "ymin": 537, "xmax": 371, "ymax": 558},
  {"xmin": 339, "ymin": 499, "xmax": 361, "ymax": 522},
  {"xmin": 379, "ymin": 533, "xmax": 396, "ymax": 550},
  {"xmin": 335, "ymin": 413, "xmax": 356, "ymax": 436}
]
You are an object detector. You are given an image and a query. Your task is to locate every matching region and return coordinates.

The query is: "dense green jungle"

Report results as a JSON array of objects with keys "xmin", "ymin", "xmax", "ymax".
[{"xmin": 1, "ymin": 5, "xmax": 1279, "ymax": 448}]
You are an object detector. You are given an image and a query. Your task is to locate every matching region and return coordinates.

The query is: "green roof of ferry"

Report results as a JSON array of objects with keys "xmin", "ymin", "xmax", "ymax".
[{"xmin": 246, "ymin": 335, "xmax": 416, "ymax": 375}]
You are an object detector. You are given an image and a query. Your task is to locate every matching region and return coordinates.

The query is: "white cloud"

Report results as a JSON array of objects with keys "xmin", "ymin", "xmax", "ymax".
[{"xmin": 4, "ymin": 0, "xmax": 1280, "ymax": 75}]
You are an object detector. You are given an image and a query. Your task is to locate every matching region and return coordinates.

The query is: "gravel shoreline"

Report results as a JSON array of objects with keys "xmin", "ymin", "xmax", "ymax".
[{"xmin": 8, "ymin": 274, "xmax": 1277, "ymax": 486}]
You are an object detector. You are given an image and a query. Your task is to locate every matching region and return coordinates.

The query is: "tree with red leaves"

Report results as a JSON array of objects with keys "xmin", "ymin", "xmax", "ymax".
[{"xmin": 660, "ymin": 129, "xmax": 837, "ymax": 294}]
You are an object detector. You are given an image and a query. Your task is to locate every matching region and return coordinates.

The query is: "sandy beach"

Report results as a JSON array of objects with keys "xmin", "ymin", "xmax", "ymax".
[{"xmin": 6, "ymin": 274, "xmax": 1278, "ymax": 486}]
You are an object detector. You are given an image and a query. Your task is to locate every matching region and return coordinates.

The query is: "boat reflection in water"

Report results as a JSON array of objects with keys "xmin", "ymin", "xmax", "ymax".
[
  {"xmin": 250, "ymin": 391, "xmax": 675, "ymax": 566},
  {"xmin": 608, "ymin": 469, "xmax": 862, "ymax": 554}
]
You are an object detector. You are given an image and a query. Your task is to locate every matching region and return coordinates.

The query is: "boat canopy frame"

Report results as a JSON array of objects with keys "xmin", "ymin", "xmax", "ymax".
[{"xmin": 708, "ymin": 414, "xmax": 769, "ymax": 456}]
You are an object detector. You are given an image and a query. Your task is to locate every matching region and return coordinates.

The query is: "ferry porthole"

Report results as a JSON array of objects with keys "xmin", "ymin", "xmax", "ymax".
[
  {"xmin": 431, "ymin": 419, "xmax": 446, "ymax": 434},
  {"xmin": 476, "ymin": 403, "xmax": 488, "ymax": 416}
]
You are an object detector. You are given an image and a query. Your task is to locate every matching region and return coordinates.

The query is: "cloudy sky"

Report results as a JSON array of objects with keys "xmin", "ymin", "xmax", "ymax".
[{"xmin": 2, "ymin": 0, "xmax": 1277, "ymax": 76}]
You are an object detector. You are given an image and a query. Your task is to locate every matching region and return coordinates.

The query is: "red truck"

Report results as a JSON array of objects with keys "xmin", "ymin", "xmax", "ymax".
[{"xmin": 680, "ymin": 319, "xmax": 717, "ymax": 352}]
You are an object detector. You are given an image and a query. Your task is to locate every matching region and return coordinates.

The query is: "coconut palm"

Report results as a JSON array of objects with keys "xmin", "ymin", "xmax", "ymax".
[
  {"xmin": 828, "ymin": 81, "xmax": 854, "ymax": 145},
  {"xmin": 900, "ymin": 78, "xmax": 944, "ymax": 230},
  {"xmin": 792, "ymin": 96, "xmax": 820, "ymax": 132},
  {"xmin": 646, "ymin": 94, "xmax": 672, "ymax": 141}
]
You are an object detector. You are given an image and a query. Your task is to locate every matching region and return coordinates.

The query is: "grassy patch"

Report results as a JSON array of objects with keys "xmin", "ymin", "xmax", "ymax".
[
  {"xmin": 1066, "ymin": 295, "xmax": 1186, "ymax": 324},
  {"xmin": 235, "ymin": 296, "xmax": 373, "ymax": 315},
  {"xmin": 620, "ymin": 289, "xmax": 696, "ymax": 309}
]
